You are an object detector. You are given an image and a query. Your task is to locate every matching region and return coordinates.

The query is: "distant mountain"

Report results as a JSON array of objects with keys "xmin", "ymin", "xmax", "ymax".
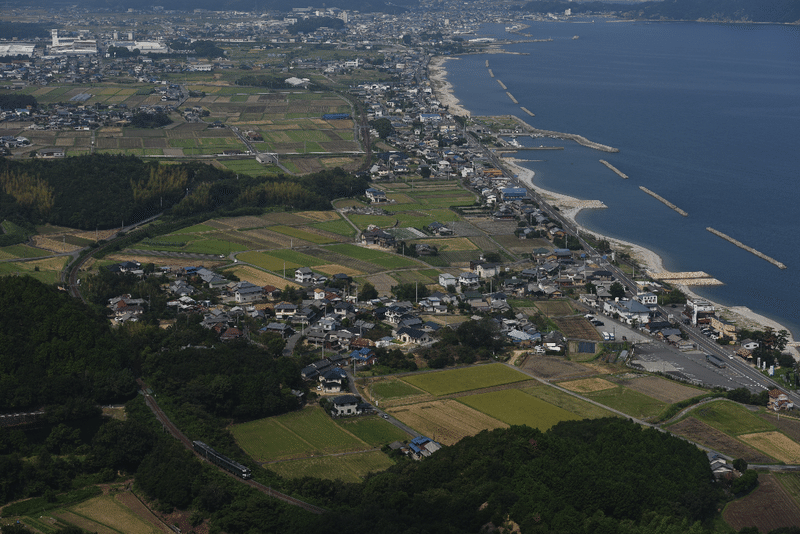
[
  {"xmin": 26, "ymin": 0, "xmax": 418, "ymax": 13},
  {"xmin": 519, "ymin": 0, "xmax": 800, "ymax": 23}
]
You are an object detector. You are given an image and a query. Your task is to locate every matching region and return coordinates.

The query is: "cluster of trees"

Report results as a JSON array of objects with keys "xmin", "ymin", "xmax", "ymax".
[
  {"xmin": 287, "ymin": 16, "xmax": 345, "ymax": 35},
  {"xmin": 0, "ymin": 22, "xmax": 50, "ymax": 39},
  {"xmin": 0, "ymin": 94, "xmax": 38, "ymax": 110},
  {"xmin": 106, "ymin": 45, "xmax": 140, "ymax": 58},
  {"xmin": 416, "ymin": 318, "xmax": 505, "ymax": 368},
  {"xmin": 0, "ymin": 277, "xmax": 137, "ymax": 413},
  {"xmin": 739, "ymin": 327, "xmax": 792, "ymax": 367},
  {"xmin": 0, "ymin": 156, "xmax": 368, "ymax": 230},
  {"xmin": 370, "ymin": 117, "xmax": 394, "ymax": 139},
  {"xmin": 129, "ymin": 111, "xmax": 173, "ymax": 128}
]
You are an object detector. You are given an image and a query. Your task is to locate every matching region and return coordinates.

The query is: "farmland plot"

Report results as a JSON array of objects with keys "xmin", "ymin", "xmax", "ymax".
[
  {"xmin": 387, "ymin": 399, "xmax": 507, "ymax": 446},
  {"xmin": 521, "ymin": 386, "xmax": 618, "ymax": 420},
  {"xmin": 559, "ymin": 377, "xmax": 616, "ymax": 393},
  {"xmin": 740, "ymin": 432, "xmax": 800, "ymax": 464},
  {"xmin": 402, "ymin": 363, "xmax": 529, "ymax": 396},
  {"xmin": 666, "ymin": 417, "xmax": 773, "ymax": 464},
  {"xmin": 693, "ymin": 401, "xmax": 775, "ymax": 436},
  {"xmin": 621, "ymin": 376, "xmax": 704, "ymax": 404},
  {"xmin": 460, "ymin": 389, "xmax": 580, "ymax": 431},
  {"xmin": 269, "ymin": 450, "xmax": 393, "ymax": 483},
  {"xmin": 521, "ymin": 356, "xmax": 596, "ymax": 381},
  {"xmin": 723, "ymin": 473, "xmax": 800, "ymax": 533},
  {"xmin": 57, "ymin": 495, "xmax": 162, "ymax": 534}
]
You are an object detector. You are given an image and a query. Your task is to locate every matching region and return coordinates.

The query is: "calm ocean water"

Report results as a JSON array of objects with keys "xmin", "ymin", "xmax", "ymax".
[{"xmin": 445, "ymin": 20, "xmax": 800, "ymax": 336}]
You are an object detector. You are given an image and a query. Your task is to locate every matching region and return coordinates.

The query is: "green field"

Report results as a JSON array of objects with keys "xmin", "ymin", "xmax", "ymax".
[
  {"xmin": 335, "ymin": 416, "xmax": 409, "ymax": 446},
  {"xmin": 268, "ymin": 450, "xmax": 394, "ymax": 483},
  {"xmin": 521, "ymin": 385, "xmax": 619, "ymax": 420},
  {"xmin": 232, "ymin": 406, "xmax": 369, "ymax": 463},
  {"xmin": 583, "ymin": 386, "xmax": 666, "ymax": 421},
  {"xmin": 371, "ymin": 379, "xmax": 425, "ymax": 400},
  {"xmin": 326, "ymin": 243, "xmax": 420, "ymax": 269},
  {"xmin": 231, "ymin": 418, "xmax": 312, "ymax": 461},
  {"xmin": 172, "ymin": 223, "xmax": 217, "ymax": 234},
  {"xmin": 310, "ymin": 219, "xmax": 355, "ymax": 236},
  {"xmin": 460, "ymin": 389, "xmax": 580, "ymax": 431},
  {"xmin": 777, "ymin": 472, "xmax": 800, "ymax": 503},
  {"xmin": 267, "ymin": 248, "xmax": 328, "ymax": 267},
  {"xmin": 402, "ymin": 363, "xmax": 530, "ymax": 396},
  {"xmin": 0, "ymin": 244, "xmax": 50, "ymax": 258},
  {"xmin": 690, "ymin": 400, "xmax": 775, "ymax": 436},
  {"xmin": 238, "ymin": 251, "xmax": 300, "ymax": 271}
]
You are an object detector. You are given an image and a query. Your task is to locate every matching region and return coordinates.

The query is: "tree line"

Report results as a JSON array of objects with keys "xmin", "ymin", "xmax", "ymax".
[{"xmin": 0, "ymin": 155, "xmax": 368, "ymax": 235}]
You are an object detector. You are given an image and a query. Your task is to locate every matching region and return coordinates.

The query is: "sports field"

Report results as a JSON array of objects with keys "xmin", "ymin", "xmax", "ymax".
[{"xmin": 401, "ymin": 363, "xmax": 529, "ymax": 396}]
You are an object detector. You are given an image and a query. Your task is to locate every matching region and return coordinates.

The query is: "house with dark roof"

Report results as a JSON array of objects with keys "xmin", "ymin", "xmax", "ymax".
[{"xmin": 331, "ymin": 395, "xmax": 361, "ymax": 416}]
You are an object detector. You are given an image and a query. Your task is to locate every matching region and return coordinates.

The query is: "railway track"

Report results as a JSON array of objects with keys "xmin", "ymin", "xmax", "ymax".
[{"xmin": 138, "ymin": 381, "xmax": 325, "ymax": 515}]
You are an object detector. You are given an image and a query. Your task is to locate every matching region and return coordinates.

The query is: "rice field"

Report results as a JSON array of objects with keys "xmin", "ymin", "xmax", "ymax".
[
  {"xmin": 402, "ymin": 363, "xmax": 529, "ymax": 396},
  {"xmin": 460, "ymin": 389, "xmax": 581, "ymax": 431},
  {"xmin": 387, "ymin": 399, "xmax": 507, "ymax": 446},
  {"xmin": 739, "ymin": 432, "xmax": 800, "ymax": 464},
  {"xmin": 58, "ymin": 494, "xmax": 161, "ymax": 534},
  {"xmin": 268, "ymin": 450, "xmax": 394, "ymax": 483},
  {"xmin": 559, "ymin": 377, "xmax": 618, "ymax": 393},
  {"xmin": 691, "ymin": 400, "xmax": 775, "ymax": 436},
  {"xmin": 231, "ymin": 406, "xmax": 369, "ymax": 462}
]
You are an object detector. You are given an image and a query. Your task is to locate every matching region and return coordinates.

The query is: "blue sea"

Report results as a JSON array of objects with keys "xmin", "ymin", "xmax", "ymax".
[{"xmin": 444, "ymin": 20, "xmax": 800, "ymax": 337}]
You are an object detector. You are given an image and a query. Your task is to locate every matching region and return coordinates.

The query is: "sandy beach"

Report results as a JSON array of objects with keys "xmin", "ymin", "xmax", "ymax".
[
  {"xmin": 428, "ymin": 57, "xmax": 471, "ymax": 117},
  {"xmin": 503, "ymin": 142, "xmax": 799, "ymax": 357}
]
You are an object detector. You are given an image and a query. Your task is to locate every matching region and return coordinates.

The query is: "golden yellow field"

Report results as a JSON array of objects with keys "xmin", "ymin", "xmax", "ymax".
[
  {"xmin": 57, "ymin": 495, "xmax": 162, "ymax": 534},
  {"xmin": 740, "ymin": 432, "xmax": 800, "ymax": 464},
  {"xmin": 229, "ymin": 265, "xmax": 297, "ymax": 288},
  {"xmin": 560, "ymin": 377, "xmax": 617, "ymax": 393},
  {"xmin": 298, "ymin": 211, "xmax": 342, "ymax": 222},
  {"xmin": 28, "ymin": 256, "xmax": 69, "ymax": 271},
  {"xmin": 387, "ymin": 399, "xmax": 507, "ymax": 446},
  {"xmin": 30, "ymin": 236, "xmax": 81, "ymax": 253}
]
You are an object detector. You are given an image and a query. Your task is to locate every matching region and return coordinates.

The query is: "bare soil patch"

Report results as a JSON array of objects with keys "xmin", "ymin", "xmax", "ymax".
[
  {"xmin": 521, "ymin": 356, "xmax": 596, "ymax": 381},
  {"xmin": 668, "ymin": 417, "xmax": 773, "ymax": 464},
  {"xmin": 228, "ymin": 265, "xmax": 296, "ymax": 288},
  {"xmin": 365, "ymin": 273, "xmax": 398, "ymax": 296},
  {"xmin": 553, "ymin": 316, "xmax": 601, "ymax": 340},
  {"xmin": 621, "ymin": 376, "xmax": 703, "ymax": 403},
  {"xmin": 560, "ymin": 377, "xmax": 617, "ymax": 393},
  {"xmin": 723, "ymin": 473, "xmax": 800, "ymax": 533}
]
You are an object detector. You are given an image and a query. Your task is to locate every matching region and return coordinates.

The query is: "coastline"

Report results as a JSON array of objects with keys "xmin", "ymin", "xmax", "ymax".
[{"xmin": 430, "ymin": 56, "xmax": 798, "ymax": 356}]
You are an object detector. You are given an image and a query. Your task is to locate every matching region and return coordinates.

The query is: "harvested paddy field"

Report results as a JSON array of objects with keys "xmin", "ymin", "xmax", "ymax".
[
  {"xmin": 667, "ymin": 417, "xmax": 774, "ymax": 464},
  {"xmin": 740, "ymin": 432, "xmax": 800, "ymax": 464},
  {"xmin": 617, "ymin": 376, "xmax": 704, "ymax": 403},
  {"xmin": 521, "ymin": 356, "xmax": 597, "ymax": 380},
  {"xmin": 534, "ymin": 300, "xmax": 575, "ymax": 316},
  {"xmin": 387, "ymin": 399, "xmax": 507, "ymax": 446},
  {"xmin": 759, "ymin": 412, "xmax": 800, "ymax": 442},
  {"xmin": 724, "ymin": 473, "xmax": 800, "ymax": 533},
  {"xmin": 559, "ymin": 377, "xmax": 617, "ymax": 393},
  {"xmin": 225, "ymin": 265, "xmax": 296, "ymax": 288},
  {"xmin": 554, "ymin": 316, "xmax": 602, "ymax": 340}
]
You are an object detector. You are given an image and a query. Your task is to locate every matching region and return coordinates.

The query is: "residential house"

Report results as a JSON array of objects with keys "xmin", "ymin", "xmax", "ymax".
[
  {"xmin": 458, "ymin": 271, "xmax": 480, "ymax": 288},
  {"xmin": 274, "ymin": 301, "xmax": 298, "ymax": 320},
  {"xmin": 234, "ymin": 281, "xmax": 263, "ymax": 303},
  {"xmin": 475, "ymin": 262, "xmax": 500, "ymax": 279},
  {"xmin": 768, "ymin": 389, "xmax": 794, "ymax": 411},
  {"xmin": 295, "ymin": 267, "xmax": 314, "ymax": 284},
  {"xmin": 396, "ymin": 327, "xmax": 433, "ymax": 345},
  {"xmin": 438, "ymin": 273, "xmax": 457, "ymax": 289},
  {"xmin": 361, "ymin": 228, "xmax": 396, "ymax": 248},
  {"xmin": 330, "ymin": 395, "xmax": 361, "ymax": 416},
  {"xmin": 365, "ymin": 187, "xmax": 388, "ymax": 203},
  {"xmin": 604, "ymin": 298, "xmax": 651, "ymax": 326}
]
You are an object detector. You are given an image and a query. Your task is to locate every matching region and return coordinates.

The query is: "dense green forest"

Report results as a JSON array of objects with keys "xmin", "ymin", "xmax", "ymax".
[
  {"xmin": 0, "ymin": 22, "xmax": 51, "ymax": 40},
  {"xmin": 519, "ymin": 0, "xmax": 800, "ymax": 23},
  {"xmin": 0, "ymin": 155, "xmax": 368, "ymax": 231},
  {"xmin": 0, "ymin": 276, "xmax": 136, "ymax": 414}
]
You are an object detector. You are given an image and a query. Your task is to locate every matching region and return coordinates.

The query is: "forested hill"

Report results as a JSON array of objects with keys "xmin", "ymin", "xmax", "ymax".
[
  {"xmin": 291, "ymin": 419, "xmax": 720, "ymax": 533},
  {"xmin": 519, "ymin": 0, "xmax": 800, "ymax": 23},
  {"xmin": 0, "ymin": 156, "xmax": 367, "ymax": 232}
]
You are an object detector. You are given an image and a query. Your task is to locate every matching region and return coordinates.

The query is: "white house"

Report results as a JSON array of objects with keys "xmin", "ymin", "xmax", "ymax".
[
  {"xmin": 331, "ymin": 395, "xmax": 361, "ymax": 416},
  {"xmin": 459, "ymin": 271, "xmax": 480, "ymax": 288},
  {"xmin": 438, "ymin": 273, "xmax": 457, "ymax": 288},
  {"xmin": 295, "ymin": 267, "xmax": 314, "ymax": 284}
]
